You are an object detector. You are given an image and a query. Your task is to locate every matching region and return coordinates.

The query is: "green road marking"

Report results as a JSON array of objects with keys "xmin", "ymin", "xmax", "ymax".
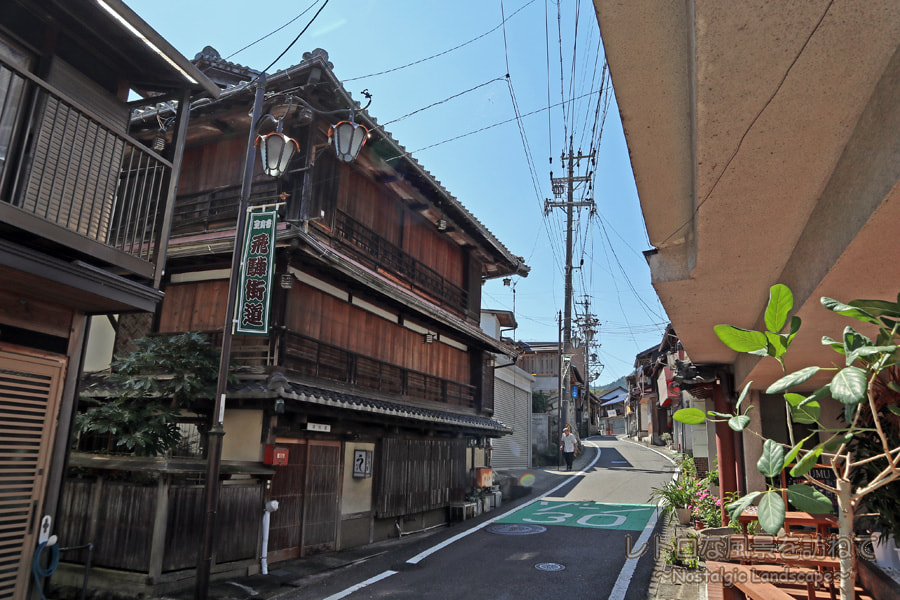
[{"xmin": 496, "ymin": 500, "xmax": 656, "ymax": 531}]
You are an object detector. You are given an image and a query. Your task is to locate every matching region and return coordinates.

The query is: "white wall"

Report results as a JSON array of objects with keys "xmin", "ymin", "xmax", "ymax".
[{"xmin": 83, "ymin": 315, "xmax": 116, "ymax": 372}]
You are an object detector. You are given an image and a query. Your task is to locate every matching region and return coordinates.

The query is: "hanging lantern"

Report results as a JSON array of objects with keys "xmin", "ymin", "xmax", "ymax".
[
  {"xmin": 256, "ymin": 131, "xmax": 299, "ymax": 178},
  {"xmin": 331, "ymin": 120, "xmax": 369, "ymax": 163}
]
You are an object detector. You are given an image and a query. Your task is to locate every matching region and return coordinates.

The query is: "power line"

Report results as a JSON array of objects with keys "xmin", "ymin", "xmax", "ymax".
[
  {"xmin": 224, "ymin": 0, "xmax": 321, "ymax": 61},
  {"xmin": 251, "ymin": 0, "xmax": 331, "ymax": 82},
  {"xmin": 343, "ymin": 0, "xmax": 538, "ymax": 82}
]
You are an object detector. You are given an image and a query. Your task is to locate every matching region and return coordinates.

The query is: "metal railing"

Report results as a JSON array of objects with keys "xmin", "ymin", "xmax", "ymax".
[{"xmin": 0, "ymin": 57, "xmax": 173, "ymax": 279}]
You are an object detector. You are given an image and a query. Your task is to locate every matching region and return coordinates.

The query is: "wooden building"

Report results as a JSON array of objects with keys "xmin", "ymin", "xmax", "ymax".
[
  {"xmin": 64, "ymin": 46, "xmax": 529, "ymax": 591},
  {"xmin": 0, "ymin": 1, "xmax": 218, "ymax": 598}
]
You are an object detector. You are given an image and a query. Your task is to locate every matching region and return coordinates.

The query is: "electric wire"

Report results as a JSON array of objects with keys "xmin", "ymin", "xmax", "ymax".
[
  {"xmin": 249, "ymin": 0, "xmax": 331, "ymax": 84},
  {"xmin": 224, "ymin": 0, "xmax": 321, "ymax": 61},
  {"xmin": 544, "ymin": 0, "xmax": 553, "ymax": 164},
  {"xmin": 343, "ymin": 0, "xmax": 538, "ymax": 82},
  {"xmin": 499, "ymin": 0, "xmax": 567, "ymax": 288}
]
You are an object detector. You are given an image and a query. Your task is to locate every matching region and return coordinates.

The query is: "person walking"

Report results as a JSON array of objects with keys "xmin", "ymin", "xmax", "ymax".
[{"xmin": 560, "ymin": 425, "xmax": 578, "ymax": 471}]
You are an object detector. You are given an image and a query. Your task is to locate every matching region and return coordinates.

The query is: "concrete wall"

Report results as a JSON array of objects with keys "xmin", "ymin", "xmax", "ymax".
[{"xmin": 532, "ymin": 413, "xmax": 550, "ymax": 454}]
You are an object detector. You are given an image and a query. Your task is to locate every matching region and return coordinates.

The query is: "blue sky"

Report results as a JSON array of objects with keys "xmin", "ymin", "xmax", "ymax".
[{"xmin": 128, "ymin": 0, "xmax": 668, "ymax": 383}]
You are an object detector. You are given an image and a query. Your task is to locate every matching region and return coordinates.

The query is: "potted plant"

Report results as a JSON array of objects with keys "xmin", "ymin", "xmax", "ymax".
[{"xmin": 650, "ymin": 469, "xmax": 698, "ymax": 525}]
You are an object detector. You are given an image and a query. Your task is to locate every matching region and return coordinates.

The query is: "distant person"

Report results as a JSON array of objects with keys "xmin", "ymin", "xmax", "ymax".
[{"xmin": 560, "ymin": 425, "xmax": 578, "ymax": 471}]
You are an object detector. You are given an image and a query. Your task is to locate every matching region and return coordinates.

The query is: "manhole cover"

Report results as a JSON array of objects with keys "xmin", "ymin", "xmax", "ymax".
[
  {"xmin": 535, "ymin": 562, "xmax": 565, "ymax": 572},
  {"xmin": 485, "ymin": 523, "xmax": 547, "ymax": 536}
]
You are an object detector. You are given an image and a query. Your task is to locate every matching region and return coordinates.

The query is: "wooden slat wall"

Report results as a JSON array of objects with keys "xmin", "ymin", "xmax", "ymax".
[
  {"xmin": 57, "ymin": 479, "xmax": 263, "ymax": 573},
  {"xmin": 335, "ymin": 168, "xmax": 464, "ymax": 289},
  {"xmin": 96, "ymin": 483, "xmax": 156, "ymax": 570},
  {"xmin": 335, "ymin": 169, "xmax": 402, "ymax": 247},
  {"xmin": 402, "ymin": 210, "xmax": 464, "ymax": 288},
  {"xmin": 302, "ymin": 442, "xmax": 341, "ymax": 555},
  {"xmin": 178, "ymin": 138, "xmax": 249, "ymax": 195},
  {"xmin": 375, "ymin": 438, "xmax": 465, "ymax": 518},
  {"xmin": 158, "ymin": 281, "xmax": 230, "ymax": 332},
  {"xmin": 269, "ymin": 442, "xmax": 307, "ymax": 559},
  {"xmin": 286, "ymin": 283, "xmax": 468, "ymax": 382}
]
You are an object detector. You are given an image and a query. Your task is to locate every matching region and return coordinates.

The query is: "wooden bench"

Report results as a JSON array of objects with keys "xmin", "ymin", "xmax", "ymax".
[
  {"xmin": 707, "ymin": 561, "xmax": 798, "ymax": 600},
  {"xmin": 738, "ymin": 510, "xmax": 837, "ymax": 537},
  {"xmin": 706, "ymin": 561, "xmax": 873, "ymax": 600}
]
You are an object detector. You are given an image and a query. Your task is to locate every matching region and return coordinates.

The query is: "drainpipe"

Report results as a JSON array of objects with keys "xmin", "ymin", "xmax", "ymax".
[{"xmin": 260, "ymin": 500, "xmax": 279, "ymax": 575}]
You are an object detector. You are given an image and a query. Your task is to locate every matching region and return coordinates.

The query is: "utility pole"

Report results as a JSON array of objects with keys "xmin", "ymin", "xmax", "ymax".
[
  {"xmin": 545, "ymin": 136, "xmax": 594, "ymax": 437},
  {"xmin": 576, "ymin": 296, "xmax": 600, "ymax": 436}
]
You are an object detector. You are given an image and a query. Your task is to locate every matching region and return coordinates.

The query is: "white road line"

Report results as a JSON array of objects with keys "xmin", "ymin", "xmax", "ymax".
[
  {"xmin": 607, "ymin": 505, "xmax": 659, "ymax": 600},
  {"xmin": 407, "ymin": 442, "xmax": 602, "ymax": 564},
  {"xmin": 608, "ymin": 437, "xmax": 675, "ymax": 600},
  {"xmin": 325, "ymin": 443, "xmax": 604, "ymax": 598},
  {"xmin": 321, "ymin": 569, "xmax": 398, "ymax": 600}
]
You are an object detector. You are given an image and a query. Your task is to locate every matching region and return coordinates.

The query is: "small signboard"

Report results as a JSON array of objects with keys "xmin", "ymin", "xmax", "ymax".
[
  {"xmin": 353, "ymin": 449, "xmax": 372, "ymax": 478},
  {"xmin": 307, "ymin": 422, "xmax": 331, "ymax": 432},
  {"xmin": 235, "ymin": 209, "xmax": 277, "ymax": 335},
  {"xmin": 782, "ymin": 464, "xmax": 838, "ymax": 513}
]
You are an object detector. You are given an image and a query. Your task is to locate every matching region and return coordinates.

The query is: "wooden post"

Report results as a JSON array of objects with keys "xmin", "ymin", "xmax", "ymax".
[{"xmin": 148, "ymin": 474, "xmax": 171, "ymax": 582}]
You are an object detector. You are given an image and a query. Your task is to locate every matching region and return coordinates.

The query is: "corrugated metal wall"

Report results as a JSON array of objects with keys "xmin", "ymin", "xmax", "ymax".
[{"xmin": 491, "ymin": 376, "xmax": 531, "ymax": 469}]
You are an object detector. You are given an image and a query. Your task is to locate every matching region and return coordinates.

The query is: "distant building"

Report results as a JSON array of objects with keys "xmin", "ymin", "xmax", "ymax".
[
  {"xmin": 481, "ymin": 310, "xmax": 534, "ymax": 469},
  {"xmin": 597, "ymin": 386, "xmax": 628, "ymax": 435}
]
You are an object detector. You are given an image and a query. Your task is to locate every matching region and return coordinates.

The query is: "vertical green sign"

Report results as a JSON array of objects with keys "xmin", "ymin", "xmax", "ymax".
[{"xmin": 235, "ymin": 209, "xmax": 277, "ymax": 335}]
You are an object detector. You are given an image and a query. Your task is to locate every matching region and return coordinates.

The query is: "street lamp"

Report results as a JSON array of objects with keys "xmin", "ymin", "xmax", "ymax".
[
  {"xmin": 331, "ymin": 119, "xmax": 369, "ymax": 163},
  {"xmin": 195, "ymin": 74, "xmax": 369, "ymax": 600},
  {"xmin": 256, "ymin": 123, "xmax": 299, "ymax": 177}
]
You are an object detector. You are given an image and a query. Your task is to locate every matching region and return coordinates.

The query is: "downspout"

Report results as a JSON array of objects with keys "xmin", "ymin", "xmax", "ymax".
[{"xmin": 260, "ymin": 500, "xmax": 279, "ymax": 575}]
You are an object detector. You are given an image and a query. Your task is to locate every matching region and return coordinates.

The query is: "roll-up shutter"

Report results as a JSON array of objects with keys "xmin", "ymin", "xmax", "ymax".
[{"xmin": 491, "ymin": 377, "xmax": 530, "ymax": 469}]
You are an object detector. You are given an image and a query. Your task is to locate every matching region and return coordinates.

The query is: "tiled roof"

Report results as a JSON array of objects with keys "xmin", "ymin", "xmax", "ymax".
[{"xmin": 233, "ymin": 377, "xmax": 512, "ymax": 435}]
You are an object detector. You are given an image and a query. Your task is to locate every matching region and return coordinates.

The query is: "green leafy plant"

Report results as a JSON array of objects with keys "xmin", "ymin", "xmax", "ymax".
[
  {"xmin": 662, "ymin": 535, "xmax": 699, "ymax": 569},
  {"xmin": 673, "ymin": 284, "xmax": 900, "ymax": 600},
  {"xmin": 649, "ymin": 456, "xmax": 701, "ymax": 522},
  {"xmin": 532, "ymin": 391, "xmax": 551, "ymax": 414},
  {"xmin": 76, "ymin": 332, "xmax": 223, "ymax": 456}
]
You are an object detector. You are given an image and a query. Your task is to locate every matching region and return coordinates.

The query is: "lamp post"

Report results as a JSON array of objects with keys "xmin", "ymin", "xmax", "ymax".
[{"xmin": 194, "ymin": 74, "xmax": 369, "ymax": 600}]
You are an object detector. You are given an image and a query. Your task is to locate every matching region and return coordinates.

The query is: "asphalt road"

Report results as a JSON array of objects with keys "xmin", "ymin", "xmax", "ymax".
[{"xmin": 284, "ymin": 437, "xmax": 677, "ymax": 600}]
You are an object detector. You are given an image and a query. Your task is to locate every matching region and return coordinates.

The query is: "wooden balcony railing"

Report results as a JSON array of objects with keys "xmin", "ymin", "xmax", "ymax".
[
  {"xmin": 280, "ymin": 331, "xmax": 477, "ymax": 409},
  {"xmin": 170, "ymin": 180, "xmax": 279, "ymax": 234},
  {"xmin": 333, "ymin": 210, "xmax": 468, "ymax": 314},
  {"xmin": 0, "ymin": 56, "xmax": 175, "ymax": 280},
  {"xmin": 166, "ymin": 329, "xmax": 477, "ymax": 409}
]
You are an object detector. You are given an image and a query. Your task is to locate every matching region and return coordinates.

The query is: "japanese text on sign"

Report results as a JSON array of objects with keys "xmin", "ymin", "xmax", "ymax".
[{"xmin": 235, "ymin": 210, "xmax": 277, "ymax": 335}]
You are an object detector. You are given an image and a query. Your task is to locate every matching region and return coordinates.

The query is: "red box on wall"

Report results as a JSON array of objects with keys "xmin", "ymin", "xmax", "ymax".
[
  {"xmin": 475, "ymin": 467, "xmax": 493, "ymax": 488},
  {"xmin": 263, "ymin": 445, "xmax": 289, "ymax": 465}
]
